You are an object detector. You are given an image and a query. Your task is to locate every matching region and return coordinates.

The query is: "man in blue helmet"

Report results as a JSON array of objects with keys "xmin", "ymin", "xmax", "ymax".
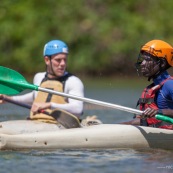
[{"xmin": 0, "ymin": 40, "xmax": 84, "ymax": 123}]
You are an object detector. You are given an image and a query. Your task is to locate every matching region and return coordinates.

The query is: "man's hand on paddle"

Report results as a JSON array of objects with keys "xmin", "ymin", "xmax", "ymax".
[
  {"xmin": 0, "ymin": 94, "xmax": 11, "ymax": 104},
  {"xmin": 0, "ymin": 94, "xmax": 4, "ymax": 103},
  {"xmin": 142, "ymin": 108, "xmax": 158, "ymax": 118},
  {"xmin": 31, "ymin": 102, "xmax": 51, "ymax": 115}
]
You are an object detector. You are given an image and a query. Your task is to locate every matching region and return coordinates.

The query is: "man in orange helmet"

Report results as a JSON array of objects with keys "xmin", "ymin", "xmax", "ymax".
[{"xmin": 124, "ymin": 39, "xmax": 173, "ymax": 129}]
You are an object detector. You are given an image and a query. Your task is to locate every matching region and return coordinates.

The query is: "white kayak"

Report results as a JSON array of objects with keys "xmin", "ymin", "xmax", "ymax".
[{"xmin": 0, "ymin": 120, "xmax": 173, "ymax": 150}]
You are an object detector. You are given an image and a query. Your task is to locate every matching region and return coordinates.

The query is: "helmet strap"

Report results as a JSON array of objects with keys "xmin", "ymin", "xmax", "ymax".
[{"xmin": 46, "ymin": 56, "xmax": 57, "ymax": 78}]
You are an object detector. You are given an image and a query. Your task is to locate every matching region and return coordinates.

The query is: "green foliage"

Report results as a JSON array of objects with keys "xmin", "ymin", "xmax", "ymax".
[{"xmin": 1, "ymin": 0, "xmax": 173, "ymax": 77}]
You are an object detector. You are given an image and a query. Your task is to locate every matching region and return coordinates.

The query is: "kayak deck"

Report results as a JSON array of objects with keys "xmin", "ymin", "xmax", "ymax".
[
  {"xmin": 0, "ymin": 120, "xmax": 173, "ymax": 150},
  {"xmin": 0, "ymin": 120, "xmax": 65, "ymax": 135}
]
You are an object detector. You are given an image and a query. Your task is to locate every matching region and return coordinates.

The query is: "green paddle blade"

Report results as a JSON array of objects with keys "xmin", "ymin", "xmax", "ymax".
[
  {"xmin": 155, "ymin": 114, "xmax": 173, "ymax": 124},
  {"xmin": 0, "ymin": 66, "xmax": 38, "ymax": 95}
]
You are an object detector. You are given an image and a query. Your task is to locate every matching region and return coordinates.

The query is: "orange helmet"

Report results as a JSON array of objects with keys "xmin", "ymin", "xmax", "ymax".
[{"xmin": 141, "ymin": 40, "xmax": 173, "ymax": 66}]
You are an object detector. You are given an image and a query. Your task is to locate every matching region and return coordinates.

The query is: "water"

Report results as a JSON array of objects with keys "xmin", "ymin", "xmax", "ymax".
[
  {"xmin": 0, "ymin": 87, "xmax": 173, "ymax": 173},
  {"xmin": 0, "ymin": 149, "xmax": 172, "ymax": 173}
]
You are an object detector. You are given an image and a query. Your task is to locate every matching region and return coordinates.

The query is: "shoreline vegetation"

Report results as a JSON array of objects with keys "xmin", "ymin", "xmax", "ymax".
[{"xmin": 1, "ymin": 1, "xmax": 173, "ymax": 78}]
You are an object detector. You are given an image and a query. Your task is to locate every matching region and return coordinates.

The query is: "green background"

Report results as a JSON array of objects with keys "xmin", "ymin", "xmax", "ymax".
[{"xmin": 1, "ymin": 0, "xmax": 173, "ymax": 79}]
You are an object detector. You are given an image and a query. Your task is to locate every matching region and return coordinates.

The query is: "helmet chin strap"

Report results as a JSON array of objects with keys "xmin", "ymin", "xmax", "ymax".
[{"xmin": 46, "ymin": 56, "xmax": 57, "ymax": 78}]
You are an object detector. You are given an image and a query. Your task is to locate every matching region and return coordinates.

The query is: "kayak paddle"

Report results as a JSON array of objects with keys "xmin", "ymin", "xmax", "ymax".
[
  {"xmin": 0, "ymin": 66, "xmax": 144, "ymax": 115},
  {"xmin": 2, "ymin": 97, "xmax": 81, "ymax": 129},
  {"xmin": 155, "ymin": 114, "xmax": 173, "ymax": 124},
  {"xmin": 0, "ymin": 66, "xmax": 173, "ymax": 124}
]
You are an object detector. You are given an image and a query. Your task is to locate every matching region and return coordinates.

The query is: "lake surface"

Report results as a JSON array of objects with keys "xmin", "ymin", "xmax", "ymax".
[{"xmin": 0, "ymin": 85, "xmax": 172, "ymax": 173}]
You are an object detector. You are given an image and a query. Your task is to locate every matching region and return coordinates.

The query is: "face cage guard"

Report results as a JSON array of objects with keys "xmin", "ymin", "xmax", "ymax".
[{"xmin": 135, "ymin": 52, "xmax": 160, "ymax": 76}]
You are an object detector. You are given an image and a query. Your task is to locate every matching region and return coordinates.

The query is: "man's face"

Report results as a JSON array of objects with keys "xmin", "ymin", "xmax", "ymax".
[
  {"xmin": 136, "ymin": 52, "xmax": 160, "ymax": 77},
  {"xmin": 45, "ymin": 53, "xmax": 68, "ymax": 77}
]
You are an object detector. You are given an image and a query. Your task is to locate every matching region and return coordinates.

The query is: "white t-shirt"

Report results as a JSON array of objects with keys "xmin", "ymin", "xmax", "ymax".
[{"xmin": 12, "ymin": 72, "xmax": 84, "ymax": 117}]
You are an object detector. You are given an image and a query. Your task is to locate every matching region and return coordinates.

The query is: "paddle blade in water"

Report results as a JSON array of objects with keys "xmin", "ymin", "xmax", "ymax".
[{"xmin": 0, "ymin": 66, "xmax": 38, "ymax": 95}]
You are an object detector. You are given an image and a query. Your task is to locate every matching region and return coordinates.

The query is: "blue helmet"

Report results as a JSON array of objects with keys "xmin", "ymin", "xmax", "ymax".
[{"xmin": 43, "ymin": 40, "xmax": 68, "ymax": 56}]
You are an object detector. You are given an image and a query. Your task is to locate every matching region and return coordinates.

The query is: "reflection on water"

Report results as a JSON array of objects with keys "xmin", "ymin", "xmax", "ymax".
[
  {"xmin": 0, "ymin": 87, "xmax": 172, "ymax": 173},
  {"xmin": 0, "ymin": 149, "xmax": 172, "ymax": 173}
]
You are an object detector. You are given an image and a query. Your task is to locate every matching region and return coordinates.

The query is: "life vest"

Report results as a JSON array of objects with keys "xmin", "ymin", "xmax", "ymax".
[
  {"xmin": 29, "ymin": 73, "xmax": 72, "ymax": 124},
  {"xmin": 137, "ymin": 77, "xmax": 173, "ymax": 129}
]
